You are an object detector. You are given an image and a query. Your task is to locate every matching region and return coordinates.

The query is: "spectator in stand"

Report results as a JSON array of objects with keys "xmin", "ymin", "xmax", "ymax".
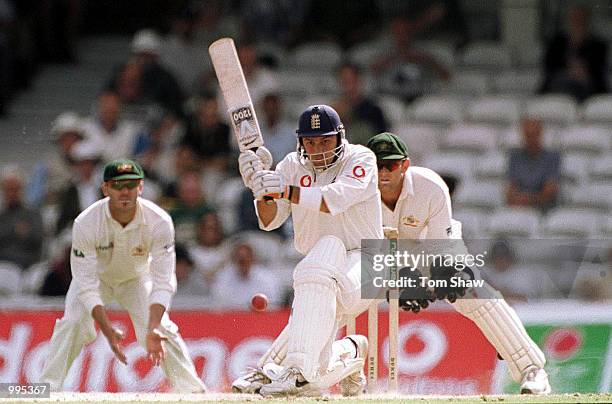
[
  {"xmin": 332, "ymin": 62, "xmax": 388, "ymax": 145},
  {"xmin": 0, "ymin": 166, "xmax": 44, "ymax": 270},
  {"xmin": 169, "ymin": 170, "xmax": 215, "ymax": 245},
  {"xmin": 82, "ymin": 91, "xmax": 140, "ymax": 162},
  {"xmin": 107, "ymin": 29, "xmax": 185, "ymax": 118},
  {"xmin": 372, "ymin": 15, "xmax": 451, "ymax": 101},
  {"xmin": 188, "ymin": 211, "xmax": 228, "ymax": 293},
  {"xmin": 210, "ymin": 241, "xmax": 280, "ymax": 310},
  {"xmin": 259, "ymin": 93, "xmax": 296, "ymax": 165},
  {"xmin": 39, "ymin": 244, "xmax": 72, "ymax": 297},
  {"xmin": 160, "ymin": 5, "xmax": 210, "ymax": 95},
  {"xmin": 26, "ymin": 111, "xmax": 86, "ymax": 207},
  {"xmin": 54, "ymin": 141, "xmax": 103, "ymax": 236},
  {"xmin": 182, "ymin": 93, "xmax": 231, "ymax": 169},
  {"xmin": 505, "ymin": 117, "xmax": 560, "ymax": 212},
  {"xmin": 174, "ymin": 243, "xmax": 208, "ymax": 297},
  {"xmin": 482, "ymin": 239, "xmax": 556, "ymax": 303},
  {"xmin": 540, "ymin": 5, "xmax": 608, "ymax": 102},
  {"xmin": 159, "ymin": 145, "xmax": 202, "ymax": 206},
  {"xmin": 133, "ymin": 106, "xmax": 184, "ymax": 187},
  {"xmin": 192, "ymin": 0, "xmax": 240, "ymax": 49},
  {"xmin": 236, "ymin": 42, "xmax": 279, "ymax": 106}
]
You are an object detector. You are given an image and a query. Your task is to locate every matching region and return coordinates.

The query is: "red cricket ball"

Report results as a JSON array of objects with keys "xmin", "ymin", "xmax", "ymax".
[{"xmin": 251, "ymin": 293, "xmax": 268, "ymax": 312}]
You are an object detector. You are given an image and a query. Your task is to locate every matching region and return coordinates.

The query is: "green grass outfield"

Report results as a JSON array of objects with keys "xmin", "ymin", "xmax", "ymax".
[{"xmin": 1, "ymin": 392, "xmax": 611, "ymax": 404}]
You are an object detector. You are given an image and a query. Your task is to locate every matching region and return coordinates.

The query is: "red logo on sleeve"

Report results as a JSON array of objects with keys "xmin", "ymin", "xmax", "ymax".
[
  {"xmin": 300, "ymin": 175, "xmax": 312, "ymax": 187},
  {"xmin": 352, "ymin": 165, "xmax": 366, "ymax": 178}
]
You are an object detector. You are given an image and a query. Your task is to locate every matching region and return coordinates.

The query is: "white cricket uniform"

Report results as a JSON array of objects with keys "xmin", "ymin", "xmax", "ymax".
[
  {"xmin": 40, "ymin": 197, "xmax": 205, "ymax": 393},
  {"xmin": 256, "ymin": 142, "xmax": 383, "ymax": 312},
  {"xmin": 255, "ymin": 142, "xmax": 383, "ymax": 381},
  {"xmin": 382, "ymin": 166, "xmax": 546, "ymax": 383}
]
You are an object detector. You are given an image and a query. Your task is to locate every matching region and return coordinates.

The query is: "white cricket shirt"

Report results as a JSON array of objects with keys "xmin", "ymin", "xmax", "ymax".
[
  {"xmin": 382, "ymin": 166, "xmax": 454, "ymax": 240},
  {"xmin": 71, "ymin": 197, "xmax": 177, "ymax": 314},
  {"xmin": 256, "ymin": 143, "xmax": 384, "ymax": 254}
]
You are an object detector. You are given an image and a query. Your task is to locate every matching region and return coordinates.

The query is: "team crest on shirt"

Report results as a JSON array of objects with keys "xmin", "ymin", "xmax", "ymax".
[
  {"xmin": 401, "ymin": 215, "xmax": 421, "ymax": 227},
  {"xmin": 131, "ymin": 245, "xmax": 147, "ymax": 256}
]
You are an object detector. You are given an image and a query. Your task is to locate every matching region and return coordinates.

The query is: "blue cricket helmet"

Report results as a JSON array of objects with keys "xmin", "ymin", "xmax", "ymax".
[{"xmin": 296, "ymin": 105, "xmax": 344, "ymax": 137}]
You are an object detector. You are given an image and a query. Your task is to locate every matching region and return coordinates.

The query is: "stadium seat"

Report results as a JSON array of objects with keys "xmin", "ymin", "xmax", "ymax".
[
  {"xmin": 454, "ymin": 180, "xmax": 504, "ymax": 211},
  {"xmin": 442, "ymin": 70, "xmax": 489, "ymax": 97},
  {"xmin": 378, "ymin": 95, "xmax": 407, "ymax": 126},
  {"xmin": 560, "ymin": 153, "xmax": 589, "ymax": 185},
  {"xmin": 441, "ymin": 124, "xmax": 497, "ymax": 153},
  {"xmin": 414, "ymin": 40, "xmax": 456, "ymax": 69},
  {"xmin": 602, "ymin": 217, "xmax": 612, "ymax": 237},
  {"xmin": 525, "ymin": 95, "xmax": 578, "ymax": 125},
  {"xmin": 453, "ymin": 208, "xmax": 490, "ymax": 238},
  {"xmin": 487, "ymin": 207, "xmax": 541, "ymax": 238},
  {"xmin": 474, "ymin": 151, "xmax": 507, "ymax": 180},
  {"xmin": 542, "ymin": 208, "xmax": 602, "ymax": 238},
  {"xmin": 21, "ymin": 262, "xmax": 50, "ymax": 295},
  {"xmin": 347, "ymin": 40, "xmax": 389, "ymax": 68},
  {"xmin": 491, "ymin": 70, "xmax": 542, "ymax": 94},
  {"xmin": 563, "ymin": 183, "xmax": 612, "ymax": 212},
  {"xmin": 589, "ymin": 155, "xmax": 612, "ymax": 181},
  {"xmin": 0, "ymin": 262, "xmax": 22, "ymax": 295},
  {"xmin": 290, "ymin": 42, "xmax": 343, "ymax": 70},
  {"xmin": 410, "ymin": 95, "xmax": 463, "ymax": 125},
  {"xmin": 422, "ymin": 152, "xmax": 475, "ymax": 183},
  {"xmin": 466, "ymin": 96, "xmax": 521, "ymax": 125},
  {"xmin": 460, "ymin": 41, "xmax": 512, "ymax": 70},
  {"xmin": 514, "ymin": 42, "xmax": 543, "ymax": 68},
  {"xmin": 582, "ymin": 95, "xmax": 612, "ymax": 123},
  {"xmin": 559, "ymin": 125, "xmax": 610, "ymax": 156},
  {"xmin": 391, "ymin": 123, "xmax": 441, "ymax": 164}
]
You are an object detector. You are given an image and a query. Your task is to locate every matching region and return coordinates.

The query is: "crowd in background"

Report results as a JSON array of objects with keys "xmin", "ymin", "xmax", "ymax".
[{"xmin": 0, "ymin": 0, "xmax": 610, "ymax": 307}]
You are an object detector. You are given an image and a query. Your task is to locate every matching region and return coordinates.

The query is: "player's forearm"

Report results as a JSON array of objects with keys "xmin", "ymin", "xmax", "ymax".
[
  {"xmin": 91, "ymin": 305, "xmax": 114, "ymax": 337},
  {"xmin": 256, "ymin": 200, "xmax": 278, "ymax": 226},
  {"xmin": 147, "ymin": 303, "xmax": 165, "ymax": 333},
  {"xmin": 288, "ymin": 186, "xmax": 329, "ymax": 213}
]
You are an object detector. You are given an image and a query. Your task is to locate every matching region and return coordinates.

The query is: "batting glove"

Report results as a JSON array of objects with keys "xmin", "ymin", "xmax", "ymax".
[
  {"xmin": 251, "ymin": 170, "xmax": 290, "ymax": 201},
  {"xmin": 238, "ymin": 146, "xmax": 272, "ymax": 187}
]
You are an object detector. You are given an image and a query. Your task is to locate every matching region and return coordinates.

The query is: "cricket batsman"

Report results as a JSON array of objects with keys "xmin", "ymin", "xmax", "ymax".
[
  {"xmin": 233, "ymin": 105, "xmax": 383, "ymax": 397},
  {"xmin": 366, "ymin": 132, "xmax": 551, "ymax": 395},
  {"xmin": 40, "ymin": 159, "xmax": 206, "ymax": 393}
]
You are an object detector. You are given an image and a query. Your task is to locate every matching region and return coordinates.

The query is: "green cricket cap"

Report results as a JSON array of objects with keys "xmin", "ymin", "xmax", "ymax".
[
  {"xmin": 366, "ymin": 132, "xmax": 409, "ymax": 160},
  {"xmin": 103, "ymin": 159, "xmax": 145, "ymax": 181}
]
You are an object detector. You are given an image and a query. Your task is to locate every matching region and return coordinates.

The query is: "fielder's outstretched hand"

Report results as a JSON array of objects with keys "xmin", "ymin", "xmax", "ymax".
[
  {"xmin": 146, "ymin": 329, "xmax": 168, "ymax": 366},
  {"xmin": 388, "ymin": 267, "xmax": 436, "ymax": 313},
  {"xmin": 105, "ymin": 328, "xmax": 127, "ymax": 365}
]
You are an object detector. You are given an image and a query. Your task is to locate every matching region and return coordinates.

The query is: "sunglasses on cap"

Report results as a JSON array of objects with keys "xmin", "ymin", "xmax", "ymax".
[
  {"xmin": 376, "ymin": 160, "xmax": 404, "ymax": 171},
  {"xmin": 109, "ymin": 180, "xmax": 140, "ymax": 190}
]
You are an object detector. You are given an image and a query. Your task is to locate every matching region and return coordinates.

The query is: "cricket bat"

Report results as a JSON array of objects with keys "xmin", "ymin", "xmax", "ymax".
[{"xmin": 208, "ymin": 37, "xmax": 264, "ymax": 152}]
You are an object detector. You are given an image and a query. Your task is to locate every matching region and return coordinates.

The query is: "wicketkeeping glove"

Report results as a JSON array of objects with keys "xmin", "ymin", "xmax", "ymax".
[
  {"xmin": 429, "ymin": 264, "xmax": 475, "ymax": 303},
  {"xmin": 238, "ymin": 146, "xmax": 272, "ymax": 187},
  {"xmin": 387, "ymin": 267, "xmax": 436, "ymax": 314}
]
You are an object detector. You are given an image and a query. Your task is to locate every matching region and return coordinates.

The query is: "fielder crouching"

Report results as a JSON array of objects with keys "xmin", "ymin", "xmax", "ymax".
[
  {"xmin": 366, "ymin": 132, "xmax": 551, "ymax": 395},
  {"xmin": 233, "ymin": 105, "xmax": 383, "ymax": 397},
  {"xmin": 40, "ymin": 159, "xmax": 206, "ymax": 393}
]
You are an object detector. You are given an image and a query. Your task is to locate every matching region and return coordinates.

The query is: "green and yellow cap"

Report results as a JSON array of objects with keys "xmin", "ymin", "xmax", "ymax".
[
  {"xmin": 366, "ymin": 132, "xmax": 409, "ymax": 160},
  {"xmin": 103, "ymin": 159, "xmax": 144, "ymax": 181}
]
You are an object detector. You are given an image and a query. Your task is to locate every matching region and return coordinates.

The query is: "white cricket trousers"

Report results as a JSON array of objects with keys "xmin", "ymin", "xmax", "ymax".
[{"xmin": 40, "ymin": 276, "xmax": 206, "ymax": 392}]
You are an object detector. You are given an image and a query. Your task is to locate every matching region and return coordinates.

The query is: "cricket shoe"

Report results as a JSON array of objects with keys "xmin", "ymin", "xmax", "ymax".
[
  {"xmin": 259, "ymin": 366, "xmax": 311, "ymax": 397},
  {"xmin": 520, "ymin": 367, "xmax": 551, "ymax": 395},
  {"xmin": 339, "ymin": 334, "xmax": 368, "ymax": 396},
  {"xmin": 231, "ymin": 363, "xmax": 283, "ymax": 394}
]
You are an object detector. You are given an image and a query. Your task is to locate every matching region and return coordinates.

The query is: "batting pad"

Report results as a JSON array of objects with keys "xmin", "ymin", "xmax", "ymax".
[
  {"xmin": 285, "ymin": 236, "xmax": 346, "ymax": 382},
  {"xmin": 452, "ymin": 284, "xmax": 545, "ymax": 381}
]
